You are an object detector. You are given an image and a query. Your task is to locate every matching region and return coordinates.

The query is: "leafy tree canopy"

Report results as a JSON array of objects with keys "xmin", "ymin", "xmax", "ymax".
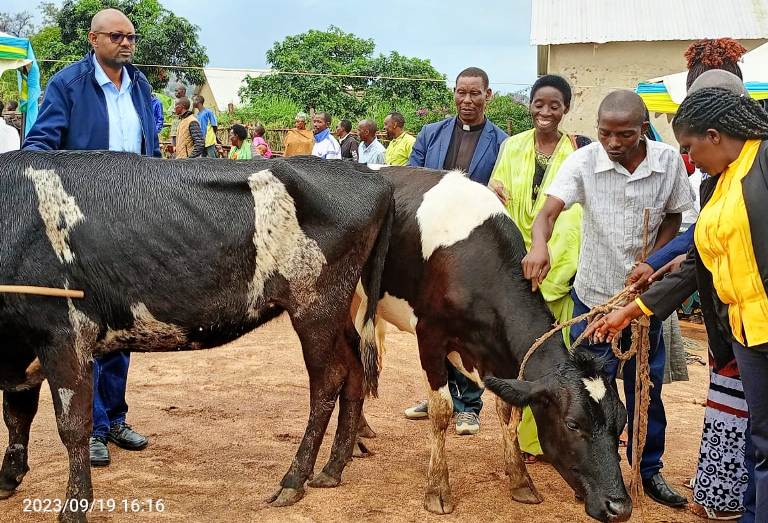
[{"xmin": 240, "ymin": 26, "xmax": 452, "ymax": 121}]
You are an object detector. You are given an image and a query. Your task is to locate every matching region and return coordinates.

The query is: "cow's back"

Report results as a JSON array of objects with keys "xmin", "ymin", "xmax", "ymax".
[{"xmin": 0, "ymin": 151, "xmax": 392, "ymax": 354}]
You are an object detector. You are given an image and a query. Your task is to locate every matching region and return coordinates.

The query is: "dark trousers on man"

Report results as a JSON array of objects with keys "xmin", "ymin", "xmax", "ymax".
[
  {"xmin": 732, "ymin": 341, "xmax": 768, "ymax": 522},
  {"xmin": 92, "ymin": 351, "xmax": 130, "ymax": 439},
  {"xmin": 570, "ymin": 291, "xmax": 667, "ymax": 479},
  {"xmin": 448, "ymin": 364, "xmax": 483, "ymax": 414}
]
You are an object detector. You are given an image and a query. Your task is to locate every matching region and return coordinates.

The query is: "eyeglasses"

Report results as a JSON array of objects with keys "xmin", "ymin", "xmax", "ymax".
[{"xmin": 94, "ymin": 31, "xmax": 140, "ymax": 44}]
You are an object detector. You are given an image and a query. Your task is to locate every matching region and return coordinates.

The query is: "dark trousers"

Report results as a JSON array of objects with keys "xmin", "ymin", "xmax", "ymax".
[
  {"xmin": 570, "ymin": 291, "xmax": 667, "ymax": 479},
  {"xmin": 732, "ymin": 341, "xmax": 768, "ymax": 522},
  {"xmin": 203, "ymin": 144, "xmax": 217, "ymax": 158},
  {"xmin": 448, "ymin": 363, "xmax": 483, "ymax": 414},
  {"xmin": 92, "ymin": 351, "xmax": 130, "ymax": 438}
]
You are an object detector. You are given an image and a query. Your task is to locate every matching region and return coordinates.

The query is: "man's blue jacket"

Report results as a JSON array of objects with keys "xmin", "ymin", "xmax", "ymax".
[
  {"xmin": 408, "ymin": 116, "xmax": 507, "ymax": 185},
  {"xmin": 24, "ymin": 51, "xmax": 160, "ymax": 157}
]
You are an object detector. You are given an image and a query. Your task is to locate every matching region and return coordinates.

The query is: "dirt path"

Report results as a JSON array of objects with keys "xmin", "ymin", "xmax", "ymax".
[{"xmin": 1, "ymin": 314, "xmax": 709, "ymax": 522}]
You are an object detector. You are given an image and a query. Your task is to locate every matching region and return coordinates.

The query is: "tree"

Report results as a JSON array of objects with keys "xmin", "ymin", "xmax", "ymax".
[
  {"xmin": 240, "ymin": 26, "xmax": 452, "ymax": 121},
  {"xmin": 485, "ymin": 93, "xmax": 532, "ymax": 135},
  {"xmin": 0, "ymin": 10, "xmax": 36, "ymax": 37},
  {"xmin": 31, "ymin": 0, "xmax": 208, "ymax": 89}
]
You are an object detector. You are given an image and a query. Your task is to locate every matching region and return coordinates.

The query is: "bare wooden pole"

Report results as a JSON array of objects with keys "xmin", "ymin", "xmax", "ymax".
[{"xmin": 0, "ymin": 285, "xmax": 85, "ymax": 299}]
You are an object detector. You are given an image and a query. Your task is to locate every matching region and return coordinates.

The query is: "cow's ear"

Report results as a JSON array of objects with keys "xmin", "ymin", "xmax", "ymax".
[{"xmin": 484, "ymin": 376, "xmax": 541, "ymax": 407}]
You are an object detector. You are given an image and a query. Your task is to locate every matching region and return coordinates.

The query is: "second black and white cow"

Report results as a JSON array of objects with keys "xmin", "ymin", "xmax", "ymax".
[
  {"xmin": 0, "ymin": 152, "xmax": 393, "ymax": 522},
  {"xmin": 354, "ymin": 166, "xmax": 632, "ymax": 522}
]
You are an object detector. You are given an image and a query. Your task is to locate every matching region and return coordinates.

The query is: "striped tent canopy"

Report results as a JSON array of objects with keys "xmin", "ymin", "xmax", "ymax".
[
  {"xmin": 637, "ymin": 42, "xmax": 768, "ymax": 114},
  {"xmin": 0, "ymin": 32, "xmax": 40, "ymax": 136},
  {"xmin": 637, "ymin": 81, "xmax": 768, "ymax": 114}
]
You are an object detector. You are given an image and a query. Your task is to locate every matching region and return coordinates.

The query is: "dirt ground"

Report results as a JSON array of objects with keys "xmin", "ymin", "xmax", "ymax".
[{"xmin": 1, "ymin": 313, "xmax": 711, "ymax": 523}]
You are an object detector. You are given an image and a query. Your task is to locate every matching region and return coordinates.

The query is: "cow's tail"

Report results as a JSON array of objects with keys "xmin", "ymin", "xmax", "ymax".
[{"xmin": 358, "ymin": 191, "xmax": 394, "ymax": 398}]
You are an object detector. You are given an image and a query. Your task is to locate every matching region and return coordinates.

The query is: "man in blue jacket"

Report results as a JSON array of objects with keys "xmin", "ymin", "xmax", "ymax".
[
  {"xmin": 406, "ymin": 67, "xmax": 507, "ymax": 435},
  {"xmin": 409, "ymin": 67, "xmax": 507, "ymax": 185},
  {"xmin": 24, "ymin": 7, "xmax": 156, "ymax": 467}
]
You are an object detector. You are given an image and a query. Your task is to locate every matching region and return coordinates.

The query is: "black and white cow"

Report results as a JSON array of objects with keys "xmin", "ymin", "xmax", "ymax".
[
  {"xmin": 354, "ymin": 166, "xmax": 632, "ymax": 523},
  {"xmin": 0, "ymin": 152, "xmax": 393, "ymax": 522}
]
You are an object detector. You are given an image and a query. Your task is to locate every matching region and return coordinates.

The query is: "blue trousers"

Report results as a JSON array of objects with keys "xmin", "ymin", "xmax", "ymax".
[
  {"xmin": 732, "ymin": 341, "xmax": 768, "ymax": 523},
  {"xmin": 448, "ymin": 363, "xmax": 483, "ymax": 414},
  {"xmin": 570, "ymin": 291, "xmax": 667, "ymax": 479},
  {"xmin": 92, "ymin": 351, "xmax": 130, "ymax": 438}
]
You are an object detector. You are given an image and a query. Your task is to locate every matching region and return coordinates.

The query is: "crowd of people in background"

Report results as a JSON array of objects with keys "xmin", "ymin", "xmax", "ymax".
[{"xmin": 3, "ymin": 5, "xmax": 767, "ymax": 521}]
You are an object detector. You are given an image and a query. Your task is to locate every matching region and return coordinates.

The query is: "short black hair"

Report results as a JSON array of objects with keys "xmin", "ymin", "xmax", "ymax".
[
  {"xmin": 230, "ymin": 124, "xmax": 248, "ymax": 141},
  {"xmin": 339, "ymin": 119, "xmax": 352, "ymax": 133},
  {"xmin": 531, "ymin": 75, "xmax": 572, "ymax": 108},
  {"xmin": 0, "ymin": 100, "xmax": 4, "ymax": 114},
  {"xmin": 317, "ymin": 112, "xmax": 332, "ymax": 124},
  {"xmin": 597, "ymin": 90, "xmax": 647, "ymax": 126},
  {"xmin": 253, "ymin": 124, "xmax": 265, "ymax": 136},
  {"xmin": 386, "ymin": 112, "xmax": 405, "ymax": 128},
  {"xmin": 7, "ymin": 100, "xmax": 18, "ymax": 111},
  {"xmin": 193, "ymin": 94, "xmax": 204, "ymax": 105},
  {"xmin": 175, "ymin": 97, "xmax": 191, "ymax": 111},
  {"xmin": 456, "ymin": 67, "xmax": 489, "ymax": 89}
]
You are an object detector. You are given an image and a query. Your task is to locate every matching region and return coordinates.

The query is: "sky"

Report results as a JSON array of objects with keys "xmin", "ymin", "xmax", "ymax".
[{"xmin": 4, "ymin": 0, "xmax": 537, "ymax": 93}]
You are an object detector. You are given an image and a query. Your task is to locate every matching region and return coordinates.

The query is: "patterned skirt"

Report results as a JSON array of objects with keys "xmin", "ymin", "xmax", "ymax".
[{"xmin": 693, "ymin": 371, "xmax": 749, "ymax": 512}]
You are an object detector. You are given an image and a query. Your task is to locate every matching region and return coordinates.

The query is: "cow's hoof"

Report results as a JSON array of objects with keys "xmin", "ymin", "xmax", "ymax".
[
  {"xmin": 267, "ymin": 486, "xmax": 305, "ymax": 507},
  {"xmin": 424, "ymin": 492, "xmax": 454, "ymax": 514},
  {"xmin": 352, "ymin": 439, "xmax": 373, "ymax": 458},
  {"xmin": 510, "ymin": 485, "xmax": 543, "ymax": 504},
  {"xmin": 58, "ymin": 509, "xmax": 87, "ymax": 523},
  {"xmin": 308, "ymin": 471, "xmax": 340, "ymax": 488},
  {"xmin": 0, "ymin": 488, "xmax": 15, "ymax": 500}
]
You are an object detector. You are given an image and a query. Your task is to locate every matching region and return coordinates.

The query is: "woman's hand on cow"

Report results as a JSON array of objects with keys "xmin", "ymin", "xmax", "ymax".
[
  {"xmin": 649, "ymin": 253, "xmax": 687, "ymax": 283},
  {"xmin": 584, "ymin": 302, "xmax": 644, "ymax": 343},
  {"xmin": 522, "ymin": 243, "xmax": 550, "ymax": 293},
  {"xmin": 488, "ymin": 180, "xmax": 510, "ymax": 205}
]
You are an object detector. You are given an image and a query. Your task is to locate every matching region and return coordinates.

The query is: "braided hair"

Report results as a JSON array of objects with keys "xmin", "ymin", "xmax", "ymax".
[
  {"xmin": 685, "ymin": 38, "xmax": 746, "ymax": 89},
  {"xmin": 673, "ymin": 87, "xmax": 768, "ymax": 140}
]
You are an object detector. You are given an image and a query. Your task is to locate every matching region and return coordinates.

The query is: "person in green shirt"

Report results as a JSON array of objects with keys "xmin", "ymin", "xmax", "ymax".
[
  {"xmin": 489, "ymin": 74, "xmax": 590, "ymax": 462},
  {"xmin": 384, "ymin": 112, "xmax": 416, "ymax": 165},
  {"xmin": 228, "ymin": 124, "xmax": 252, "ymax": 160}
]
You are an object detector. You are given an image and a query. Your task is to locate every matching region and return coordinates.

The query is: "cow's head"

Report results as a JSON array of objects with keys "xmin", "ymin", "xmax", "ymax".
[{"xmin": 485, "ymin": 351, "xmax": 631, "ymax": 522}]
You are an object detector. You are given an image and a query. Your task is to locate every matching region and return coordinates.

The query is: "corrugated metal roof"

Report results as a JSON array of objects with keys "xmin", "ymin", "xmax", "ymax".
[{"xmin": 531, "ymin": 0, "xmax": 768, "ymax": 45}]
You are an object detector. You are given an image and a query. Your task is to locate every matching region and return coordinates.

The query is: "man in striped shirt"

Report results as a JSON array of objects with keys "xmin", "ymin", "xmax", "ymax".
[{"xmin": 523, "ymin": 90, "xmax": 693, "ymax": 508}]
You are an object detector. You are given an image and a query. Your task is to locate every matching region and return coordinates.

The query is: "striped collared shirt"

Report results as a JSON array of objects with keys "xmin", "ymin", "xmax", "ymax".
[{"xmin": 547, "ymin": 139, "xmax": 694, "ymax": 308}]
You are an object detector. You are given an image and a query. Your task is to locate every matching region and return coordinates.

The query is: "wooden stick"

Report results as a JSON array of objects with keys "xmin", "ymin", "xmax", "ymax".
[{"xmin": 0, "ymin": 285, "xmax": 85, "ymax": 299}]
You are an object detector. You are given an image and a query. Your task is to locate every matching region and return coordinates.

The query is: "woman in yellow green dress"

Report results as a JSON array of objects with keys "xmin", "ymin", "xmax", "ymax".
[{"xmin": 489, "ymin": 75, "xmax": 589, "ymax": 461}]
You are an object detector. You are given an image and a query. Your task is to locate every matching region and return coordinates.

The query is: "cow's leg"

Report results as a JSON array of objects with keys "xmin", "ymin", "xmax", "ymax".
[
  {"xmin": 0, "ymin": 385, "xmax": 41, "ymax": 499},
  {"xmin": 39, "ymin": 344, "xmax": 94, "ymax": 523},
  {"xmin": 268, "ymin": 316, "xmax": 345, "ymax": 507},
  {"xmin": 495, "ymin": 396, "xmax": 542, "ymax": 504},
  {"xmin": 416, "ymin": 322, "xmax": 453, "ymax": 515},
  {"xmin": 309, "ymin": 321, "xmax": 365, "ymax": 488}
]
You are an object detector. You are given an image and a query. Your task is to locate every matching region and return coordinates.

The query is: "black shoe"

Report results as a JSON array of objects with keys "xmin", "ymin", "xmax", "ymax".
[
  {"xmin": 90, "ymin": 437, "xmax": 110, "ymax": 467},
  {"xmin": 107, "ymin": 423, "xmax": 149, "ymax": 450},
  {"xmin": 642, "ymin": 473, "xmax": 687, "ymax": 507}
]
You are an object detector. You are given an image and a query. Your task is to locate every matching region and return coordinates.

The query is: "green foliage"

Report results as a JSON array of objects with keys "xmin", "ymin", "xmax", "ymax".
[
  {"xmin": 486, "ymin": 93, "xmax": 532, "ymax": 135},
  {"xmin": 0, "ymin": 71, "xmax": 19, "ymax": 103},
  {"xmin": 32, "ymin": 0, "xmax": 208, "ymax": 89},
  {"xmin": 217, "ymin": 95, "xmax": 302, "ymax": 129},
  {"xmin": 240, "ymin": 26, "xmax": 452, "ymax": 124}
]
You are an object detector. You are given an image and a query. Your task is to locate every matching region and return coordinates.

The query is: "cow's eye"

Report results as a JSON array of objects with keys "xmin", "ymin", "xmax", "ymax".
[{"xmin": 565, "ymin": 420, "xmax": 580, "ymax": 432}]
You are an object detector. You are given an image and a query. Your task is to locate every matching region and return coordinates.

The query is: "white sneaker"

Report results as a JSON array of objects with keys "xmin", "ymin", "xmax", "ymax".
[
  {"xmin": 455, "ymin": 411, "xmax": 480, "ymax": 435},
  {"xmin": 404, "ymin": 400, "xmax": 429, "ymax": 420}
]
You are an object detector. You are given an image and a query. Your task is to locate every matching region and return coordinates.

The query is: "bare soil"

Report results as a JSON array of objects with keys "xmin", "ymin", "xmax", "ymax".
[{"xmin": 1, "ymin": 314, "xmax": 710, "ymax": 522}]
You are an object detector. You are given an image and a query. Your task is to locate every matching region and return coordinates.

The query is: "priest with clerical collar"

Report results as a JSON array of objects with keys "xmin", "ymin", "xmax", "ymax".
[
  {"xmin": 408, "ymin": 66, "xmax": 507, "ymax": 185},
  {"xmin": 404, "ymin": 66, "xmax": 508, "ymax": 437}
]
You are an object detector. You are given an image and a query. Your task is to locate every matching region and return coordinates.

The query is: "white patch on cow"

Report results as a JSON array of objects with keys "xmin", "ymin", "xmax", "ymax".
[
  {"xmin": 246, "ymin": 170, "xmax": 327, "ymax": 316},
  {"xmin": 366, "ymin": 163, "xmax": 386, "ymax": 171},
  {"xmin": 67, "ymin": 297, "xmax": 98, "ymax": 369},
  {"xmin": 58, "ymin": 388, "xmax": 74, "ymax": 417},
  {"xmin": 447, "ymin": 351, "xmax": 484, "ymax": 388},
  {"xmin": 582, "ymin": 377, "xmax": 607, "ymax": 403},
  {"xmin": 24, "ymin": 167, "xmax": 84, "ymax": 263},
  {"xmin": 415, "ymin": 170, "xmax": 507, "ymax": 260},
  {"xmin": 377, "ymin": 292, "xmax": 418, "ymax": 335}
]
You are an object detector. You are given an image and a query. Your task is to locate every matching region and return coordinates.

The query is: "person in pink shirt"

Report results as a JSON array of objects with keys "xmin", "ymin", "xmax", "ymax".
[{"xmin": 250, "ymin": 123, "xmax": 273, "ymax": 158}]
